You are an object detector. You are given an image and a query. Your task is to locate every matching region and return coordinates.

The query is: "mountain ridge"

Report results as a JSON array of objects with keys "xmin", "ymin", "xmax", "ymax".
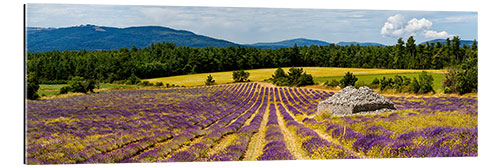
[
  {"xmin": 26, "ymin": 25, "xmax": 475, "ymax": 52},
  {"xmin": 26, "ymin": 24, "xmax": 238, "ymax": 52}
]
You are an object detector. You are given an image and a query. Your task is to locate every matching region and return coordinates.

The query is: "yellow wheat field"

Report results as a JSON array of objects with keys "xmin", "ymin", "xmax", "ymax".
[{"xmin": 144, "ymin": 67, "xmax": 445, "ymax": 86}]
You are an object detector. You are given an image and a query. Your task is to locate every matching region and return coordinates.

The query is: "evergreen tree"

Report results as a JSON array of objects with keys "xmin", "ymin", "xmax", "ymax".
[
  {"xmin": 271, "ymin": 67, "xmax": 288, "ymax": 86},
  {"xmin": 205, "ymin": 74, "xmax": 215, "ymax": 85},
  {"xmin": 452, "ymin": 36, "xmax": 463, "ymax": 63},
  {"xmin": 340, "ymin": 72, "xmax": 358, "ymax": 88},
  {"xmin": 232, "ymin": 70, "xmax": 250, "ymax": 82},
  {"xmin": 406, "ymin": 36, "xmax": 416, "ymax": 68},
  {"xmin": 27, "ymin": 72, "xmax": 40, "ymax": 100}
]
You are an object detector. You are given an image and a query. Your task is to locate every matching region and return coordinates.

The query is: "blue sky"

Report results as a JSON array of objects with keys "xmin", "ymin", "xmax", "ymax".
[{"xmin": 26, "ymin": 3, "xmax": 477, "ymax": 45}]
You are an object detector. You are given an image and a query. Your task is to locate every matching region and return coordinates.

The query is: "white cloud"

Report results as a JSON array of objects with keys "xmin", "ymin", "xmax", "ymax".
[
  {"xmin": 380, "ymin": 14, "xmax": 405, "ymax": 37},
  {"xmin": 405, "ymin": 18, "xmax": 432, "ymax": 33},
  {"xmin": 423, "ymin": 30, "xmax": 451, "ymax": 38},
  {"xmin": 381, "ymin": 14, "xmax": 450, "ymax": 39}
]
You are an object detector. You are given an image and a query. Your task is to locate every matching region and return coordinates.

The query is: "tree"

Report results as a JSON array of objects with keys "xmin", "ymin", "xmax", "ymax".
[
  {"xmin": 270, "ymin": 67, "xmax": 314, "ymax": 87},
  {"xmin": 406, "ymin": 36, "xmax": 416, "ymax": 68},
  {"xmin": 393, "ymin": 38, "xmax": 405, "ymax": 69},
  {"xmin": 27, "ymin": 37, "xmax": 477, "ymax": 85},
  {"xmin": 232, "ymin": 70, "xmax": 250, "ymax": 82},
  {"xmin": 471, "ymin": 39, "xmax": 477, "ymax": 50},
  {"xmin": 442, "ymin": 67, "xmax": 457, "ymax": 93},
  {"xmin": 410, "ymin": 77, "xmax": 420, "ymax": 93},
  {"xmin": 340, "ymin": 72, "xmax": 358, "ymax": 88},
  {"xmin": 155, "ymin": 82, "xmax": 164, "ymax": 87},
  {"xmin": 417, "ymin": 71, "xmax": 434, "ymax": 93},
  {"xmin": 27, "ymin": 72, "xmax": 40, "ymax": 100},
  {"xmin": 205, "ymin": 74, "xmax": 215, "ymax": 85},
  {"xmin": 452, "ymin": 36, "xmax": 462, "ymax": 63},
  {"xmin": 68, "ymin": 76, "xmax": 86, "ymax": 93},
  {"xmin": 455, "ymin": 57, "xmax": 478, "ymax": 95},
  {"xmin": 287, "ymin": 67, "xmax": 304, "ymax": 86},
  {"xmin": 126, "ymin": 74, "xmax": 141, "ymax": 85},
  {"xmin": 67, "ymin": 76, "xmax": 96, "ymax": 93},
  {"xmin": 296, "ymin": 72, "xmax": 314, "ymax": 87},
  {"xmin": 325, "ymin": 79, "xmax": 340, "ymax": 88},
  {"xmin": 271, "ymin": 67, "xmax": 289, "ymax": 86}
]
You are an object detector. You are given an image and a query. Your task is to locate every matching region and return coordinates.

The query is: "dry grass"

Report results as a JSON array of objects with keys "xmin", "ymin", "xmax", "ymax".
[
  {"xmin": 243, "ymin": 103, "xmax": 270, "ymax": 161},
  {"xmin": 275, "ymin": 106, "xmax": 310, "ymax": 160},
  {"xmin": 144, "ymin": 67, "xmax": 445, "ymax": 87}
]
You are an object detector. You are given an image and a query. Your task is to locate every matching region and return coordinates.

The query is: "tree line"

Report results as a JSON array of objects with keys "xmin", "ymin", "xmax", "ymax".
[{"xmin": 27, "ymin": 36, "xmax": 477, "ymax": 84}]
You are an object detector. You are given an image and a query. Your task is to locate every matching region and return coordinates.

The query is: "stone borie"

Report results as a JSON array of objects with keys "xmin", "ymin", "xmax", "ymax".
[{"xmin": 317, "ymin": 86, "xmax": 396, "ymax": 117}]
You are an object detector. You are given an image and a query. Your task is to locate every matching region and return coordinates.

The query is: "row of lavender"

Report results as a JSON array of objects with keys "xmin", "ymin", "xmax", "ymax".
[
  {"xmin": 272, "ymin": 86, "xmax": 478, "ymax": 158},
  {"xmin": 99, "ymin": 83, "xmax": 265, "ymax": 163},
  {"xmin": 26, "ymin": 83, "xmax": 263, "ymax": 164},
  {"xmin": 163, "ymin": 86, "xmax": 266, "ymax": 162},
  {"xmin": 274, "ymin": 88, "xmax": 359, "ymax": 160},
  {"xmin": 205, "ymin": 87, "xmax": 270, "ymax": 161},
  {"xmin": 27, "ymin": 82, "xmax": 477, "ymax": 163}
]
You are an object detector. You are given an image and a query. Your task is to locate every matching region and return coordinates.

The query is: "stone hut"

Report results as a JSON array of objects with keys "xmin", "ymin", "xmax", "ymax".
[{"xmin": 317, "ymin": 86, "xmax": 396, "ymax": 116}]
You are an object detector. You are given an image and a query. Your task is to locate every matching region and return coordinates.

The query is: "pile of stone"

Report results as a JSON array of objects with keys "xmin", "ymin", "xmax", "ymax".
[{"xmin": 317, "ymin": 86, "xmax": 396, "ymax": 116}]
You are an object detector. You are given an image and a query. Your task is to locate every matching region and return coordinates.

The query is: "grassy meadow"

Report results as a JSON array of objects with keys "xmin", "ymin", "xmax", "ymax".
[
  {"xmin": 315, "ymin": 72, "xmax": 446, "ymax": 92},
  {"xmin": 38, "ymin": 83, "xmax": 142, "ymax": 96},
  {"xmin": 144, "ymin": 67, "xmax": 445, "ymax": 87}
]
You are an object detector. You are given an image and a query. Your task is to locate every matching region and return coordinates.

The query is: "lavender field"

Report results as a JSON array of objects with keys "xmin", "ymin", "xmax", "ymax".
[{"xmin": 26, "ymin": 82, "xmax": 477, "ymax": 164}]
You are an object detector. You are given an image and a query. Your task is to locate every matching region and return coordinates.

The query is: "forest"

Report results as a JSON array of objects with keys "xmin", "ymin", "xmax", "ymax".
[{"xmin": 27, "ymin": 36, "xmax": 477, "ymax": 83}]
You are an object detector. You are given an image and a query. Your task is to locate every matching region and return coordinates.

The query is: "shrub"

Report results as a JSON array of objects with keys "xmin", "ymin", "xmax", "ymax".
[
  {"xmin": 155, "ymin": 82, "xmax": 164, "ymax": 87},
  {"xmin": 68, "ymin": 76, "xmax": 86, "ymax": 93},
  {"xmin": 287, "ymin": 67, "xmax": 304, "ymax": 85},
  {"xmin": 418, "ymin": 71, "xmax": 434, "ymax": 94},
  {"xmin": 455, "ymin": 57, "xmax": 478, "ymax": 95},
  {"xmin": 444, "ymin": 87, "xmax": 453, "ymax": 94},
  {"xmin": 232, "ymin": 70, "xmax": 250, "ymax": 82},
  {"xmin": 409, "ymin": 71, "xmax": 434, "ymax": 94},
  {"xmin": 271, "ymin": 67, "xmax": 289, "ymax": 86},
  {"xmin": 270, "ymin": 67, "xmax": 314, "ymax": 87},
  {"xmin": 139, "ymin": 81, "xmax": 154, "ymax": 86},
  {"xmin": 442, "ymin": 68, "xmax": 457, "ymax": 94},
  {"xmin": 324, "ymin": 79, "xmax": 340, "ymax": 88},
  {"xmin": 296, "ymin": 72, "xmax": 314, "ymax": 86},
  {"xmin": 205, "ymin": 74, "xmax": 215, "ymax": 85},
  {"xmin": 126, "ymin": 74, "xmax": 141, "ymax": 85},
  {"xmin": 67, "ymin": 76, "xmax": 96, "ymax": 93},
  {"xmin": 58, "ymin": 86, "xmax": 70, "ymax": 94},
  {"xmin": 27, "ymin": 72, "xmax": 40, "ymax": 100},
  {"xmin": 410, "ymin": 77, "xmax": 420, "ymax": 93},
  {"xmin": 340, "ymin": 72, "xmax": 358, "ymax": 88},
  {"xmin": 392, "ymin": 75, "xmax": 412, "ymax": 92},
  {"xmin": 371, "ymin": 78, "xmax": 380, "ymax": 86},
  {"xmin": 379, "ymin": 77, "xmax": 392, "ymax": 91}
]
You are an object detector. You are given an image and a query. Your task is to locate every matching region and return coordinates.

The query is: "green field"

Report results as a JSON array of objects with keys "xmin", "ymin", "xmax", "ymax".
[
  {"xmin": 145, "ymin": 67, "xmax": 445, "ymax": 87},
  {"xmin": 314, "ymin": 72, "xmax": 446, "ymax": 92},
  {"xmin": 38, "ymin": 83, "xmax": 142, "ymax": 96},
  {"xmin": 38, "ymin": 67, "xmax": 446, "ymax": 96}
]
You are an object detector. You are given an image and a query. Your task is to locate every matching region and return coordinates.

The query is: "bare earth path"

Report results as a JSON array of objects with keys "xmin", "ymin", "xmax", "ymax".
[{"xmin": 243, "ymin": 100, "xmax": 270, "ymax": 160}]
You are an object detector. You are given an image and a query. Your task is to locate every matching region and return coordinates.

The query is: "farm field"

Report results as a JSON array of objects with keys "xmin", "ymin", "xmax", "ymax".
[
  {"xmin": 144, "ymin": 67, "xmax": 445, "ymax": 87},
  {"xmin": 26, "ymin": 82, "xmax": 477, "ymax": 164},
  {"xmin": 38, "ymin": 83, "xmax": 143, "ymax": 96},
  {"xmin": 314, "ymin": 72, "xmax": 446, "ymax": 92}
]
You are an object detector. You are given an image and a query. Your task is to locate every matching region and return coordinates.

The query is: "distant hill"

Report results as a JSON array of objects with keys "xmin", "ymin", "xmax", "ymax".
[
  {"xmin": 26, "ymin": 24, "xmax": 238, "ymax": 52},
  {"xmin": 246, "ymin": 38, "xmax": 331, "ymax": 49},
  {"xmin": 28, "ymin": 25, "xmax": 475, "ymax": 53},
  {"xmin": 422, "ymin": 39, "xmax": 476, "ymax": 46},
  {"xmin": 335, "ymin": 41, "xmax": 385, "ymax": 46}
]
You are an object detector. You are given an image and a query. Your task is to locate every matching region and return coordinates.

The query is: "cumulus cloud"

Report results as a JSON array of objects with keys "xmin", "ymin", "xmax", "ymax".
[
  {"xmin": 381, "ymin": 14, "xmax": 451, "ymax": 39},
  {"xmin": 423, "ymin": 30, "xmax": 450, "ymax": 39}
]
